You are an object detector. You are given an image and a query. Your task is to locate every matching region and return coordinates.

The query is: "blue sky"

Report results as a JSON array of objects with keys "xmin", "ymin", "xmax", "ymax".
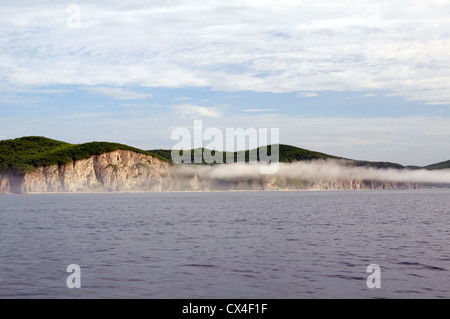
[{"xmin": 1, "ymin": 0, "xmax": 450, "ymax": 166}]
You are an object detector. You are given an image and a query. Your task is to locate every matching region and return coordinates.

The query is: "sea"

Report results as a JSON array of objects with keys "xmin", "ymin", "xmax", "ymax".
[{"xmin": 0, "ymin": 189, "xmax": 449, "ymax": 299}]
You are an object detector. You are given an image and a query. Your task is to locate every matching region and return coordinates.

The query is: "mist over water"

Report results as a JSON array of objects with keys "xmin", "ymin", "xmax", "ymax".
[{"xmin": 172, "ymin": 160, "xmax": 450, "ymax": 185}]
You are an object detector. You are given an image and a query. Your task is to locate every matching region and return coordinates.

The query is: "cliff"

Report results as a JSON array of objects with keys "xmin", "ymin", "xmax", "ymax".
[
  {"xmin": 218, "ymin": 176, "xmax": 418, "ymax": 191},
  {"xmin": 0, "ymin": 136, "xmax": 435, "ymax": 193},
  {"xmin": 189, "ymin": 174, "xmax": 418, "ymax": 191},
  {"xmin": 1, "ymin": 150, "xmax": 176, "ymax": 194},
  {"xmin": 0, "ymin": 150, "xmax": 419, "ymax": 194}
]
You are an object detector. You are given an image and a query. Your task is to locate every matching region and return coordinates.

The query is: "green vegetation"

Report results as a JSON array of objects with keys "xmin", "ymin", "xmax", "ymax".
[
  {"xmin": 150, "ymin": 144, "xmax": 339, "ymax": 164},
  {"xmin": 276, "ymin": 144, "xmax": 340, "ymax": 162},
  {"xmin": 405, "ymin": 165, "xmax": 422, "ymax": 170},
  {"xmin": 2, "ymin": 136, "xmax": 447, "ymax": 176},
  {"xmin": 0, "ymin": 136, "xmax": 169, "ymax": 175},
  {"xmin": 423, "ymin": 160, "xmax": 450, "ymax": 170},
  {"xmin": 149, "ymin": 144, "xmax": 406, "ymax": 169},
  {"xmin": 350, "ymin": 160, "xmax": 404, "ymax": 169},
  {"xmin": 150, "ymin": 149, "xmax": 175, "ymax": 162}
]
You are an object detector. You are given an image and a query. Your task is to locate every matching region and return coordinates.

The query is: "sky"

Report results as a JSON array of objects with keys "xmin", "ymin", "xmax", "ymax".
[{"xmin": 1, "ymin": 0, "xmax": 450, "ymax": 166}]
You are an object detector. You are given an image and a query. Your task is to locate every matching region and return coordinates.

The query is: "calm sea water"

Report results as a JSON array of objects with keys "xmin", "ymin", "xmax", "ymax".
[{"xmin": 0, "ymin": 190, "xmax": 449, "ymax": 299}]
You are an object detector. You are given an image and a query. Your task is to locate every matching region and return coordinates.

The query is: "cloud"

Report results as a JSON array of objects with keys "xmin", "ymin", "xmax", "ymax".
[
  {"xmin": 32, "ymin": 89, "xmax": 73, "ymax": 95},
  {"xmin": 87, "ymin": 87, "xmax": 153, "ymax": 100},
  {"xmin": 59, "ymin": 112, "xmax": 107, "ymax": 120},
  {"xmin": 173, "ymin": 104, "xmax": 223, "ymax": 118},
  {"xmin": 297, "ymin": 92, "xmax": 318, "ymax": 98},
  {"xmin": 1, "ymin": 1, "xmax": 450, "ymax": 168},
  {"xmin": 173, "ymin": 160, "xmax": 450, "ymax": 185},
  {"xmin": 0, "ymin": 1, "xmax": 449, "ymax": 103},
  {"xmin": 242, "ymin": 108, "xmax": 278, "ymax": 112}
]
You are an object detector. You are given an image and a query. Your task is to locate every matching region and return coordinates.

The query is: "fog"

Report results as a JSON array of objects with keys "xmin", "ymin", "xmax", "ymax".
[{"xmin": 172, "ymin": 160, "xmax": 450, "ymax": 184}]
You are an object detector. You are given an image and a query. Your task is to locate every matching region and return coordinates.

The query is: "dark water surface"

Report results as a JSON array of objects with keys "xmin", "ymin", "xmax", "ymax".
[{"xmin": 1, "ymin": 190, "xmax": 449, "ymax": 298}]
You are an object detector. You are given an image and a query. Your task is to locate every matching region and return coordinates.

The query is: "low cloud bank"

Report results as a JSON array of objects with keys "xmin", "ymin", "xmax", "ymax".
[{"xmin": 172, "ymin": 160, "xmax": 450, "ymax": 184}]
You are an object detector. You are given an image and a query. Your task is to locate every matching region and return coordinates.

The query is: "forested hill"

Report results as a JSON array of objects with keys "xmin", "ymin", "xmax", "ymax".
[
  {"xmin": 423, "ymin": 160, "xmax": 450, "ymax": 170},
  {"xmin": 2, "ymin": 137, "xmax": 447, "ymax": 176},
  {"xmin": 149, "ymin": 144, "xmax": 405, "ymax": 169},
  {"xmin": 0, "ymin": 136, "xmax": 168, "ymax": 175}
]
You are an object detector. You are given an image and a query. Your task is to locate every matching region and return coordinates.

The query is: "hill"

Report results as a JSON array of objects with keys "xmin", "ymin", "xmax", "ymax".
[
  {"xmin": 1, "ymin": 136, "xmax": 446, "ymax": 194},
  {"xmin": 150, "ymin": 144, "xmax": 339, "ymax": 164},
  {"xmin": 0, "ymin": 136, "xmax": 169, "ymax": 175},
  {"xmin": 150, "ymin": 144, "xmax": 405, "ymax": 169},
  {"xmin": 423, "ymin": 160, "xmax": 450, "ymax": 170},
  {"xmin": 1, "ymin": 137, "xmax": 439, "ymax": 176}
]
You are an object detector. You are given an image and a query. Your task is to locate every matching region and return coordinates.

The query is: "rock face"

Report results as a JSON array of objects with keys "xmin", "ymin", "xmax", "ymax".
[
  {"xmin": 0, "ymin": 176, "xmax": 10, "ymax": 193},
  {"xmin": 0, "ymin": 150, "xmax": 420, "ymax": 194},
  {"xmin": 203, "ymin": 176, "xmax": 418, "ymax": 191},
  {"xmin": 2, "ymin": 150, "xmax": 175, "ymax": 194}
]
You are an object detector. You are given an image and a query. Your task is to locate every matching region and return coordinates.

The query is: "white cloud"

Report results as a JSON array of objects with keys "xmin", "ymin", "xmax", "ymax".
[
  {"xmin": 173, "ymin": 104, "xmax": 223, "ymax": 118},
  {"xmin": 242, "ymin": 108, "xmax": 278, "ymax": 112},
  {"xmin": 176, "ymin": 161, "xmax": 450, "ymax": 184},
  {"xmin": 86, "ymin": 87, "xmax": 152, "ymax": 100},
  {"xmin": 120, "ymin": 103, "xmax": 160, "ymax": 108},
  {"xmin": 59, "ymin": 112, "xmax": 107, "ymax": 120},
  {"xmin": 32, "ymin": 89, "xmax": 73, "ymax": 95},
  {"xmin": 0, "ymin": 1, "xmax": 449, "ymax": 103},
  {"xmin": 297, "ymin": 92, "xmax": 318, "ymax": 98}
]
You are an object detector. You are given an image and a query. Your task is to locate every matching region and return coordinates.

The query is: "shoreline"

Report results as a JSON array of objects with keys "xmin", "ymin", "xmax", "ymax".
[{"xmin": 1, "ymin": 187, "xmax": 446, "ymax": 195}]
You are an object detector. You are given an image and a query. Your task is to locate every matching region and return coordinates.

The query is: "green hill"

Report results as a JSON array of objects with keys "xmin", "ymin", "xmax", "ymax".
[
  {"xmin": 150, "ymin": 144, "xmax": 405, "ymax": 169},
  {"xmin": 150, "ymin": 144, "xmax": 338, "ymax": 164},
  {"xmin": 3, "ymin": 136, "xmax": 438, "ymax": 176},
  {"xmin": 423, "ymin": 160, "xmax": 450, "ymax": 170},
  {"xmin": 0, "ymin": 136, "xmax": 169, "ymax": 175}
]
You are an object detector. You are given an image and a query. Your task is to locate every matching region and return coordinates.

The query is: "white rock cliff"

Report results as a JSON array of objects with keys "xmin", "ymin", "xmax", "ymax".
[{"xmin": 0, "ymin": 150, "xmax": 419, "ymax": 194}]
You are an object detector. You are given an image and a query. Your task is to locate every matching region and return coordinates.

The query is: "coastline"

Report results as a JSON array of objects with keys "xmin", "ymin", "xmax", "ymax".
[{"xmin": 1, "ymin": 187, "xmax": 446, "ymax": 195}]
